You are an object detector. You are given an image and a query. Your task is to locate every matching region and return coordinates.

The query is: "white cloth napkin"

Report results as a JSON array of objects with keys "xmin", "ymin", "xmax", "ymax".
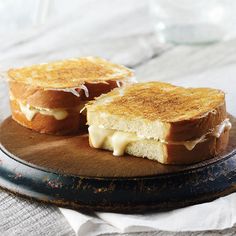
[{"xmin": 60, "ymin": 64, "xmax": 236, "ymax": 235}]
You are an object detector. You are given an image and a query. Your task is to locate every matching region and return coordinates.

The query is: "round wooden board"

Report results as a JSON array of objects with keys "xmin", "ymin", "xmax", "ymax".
[{"xmin": 0, "ymin": 116, "xmax": 236, "ymax": 213}]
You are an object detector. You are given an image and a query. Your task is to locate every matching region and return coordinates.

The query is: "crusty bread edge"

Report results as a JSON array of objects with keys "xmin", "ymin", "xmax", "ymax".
[
  {"xmin": 91, "ymin": 129, "xmax": 229, "ymax": 165},
  {"xmin": 10, "ymin": 100, "xmax": 86, "ymax": 135},
  {"xmin": 87, "ymin": 101, "xmax": 226, "ymax": 142},
  {"xmin": 9, "ymin": 79, "xmax": 124, "ymax": 109}
]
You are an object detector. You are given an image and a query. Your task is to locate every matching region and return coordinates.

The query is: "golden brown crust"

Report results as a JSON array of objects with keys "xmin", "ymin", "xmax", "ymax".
[
  {"xmin": 165, "ymin": 128, "xmax": 229, "ymax": 164},
  {"xmin": 10, "ymin": 100, "xmax": 86, "ymax": 135},
  {"xmin": 8, "ymin": 57, "xmax": 133, "ymax": 135},
  {"xmin": 8, "ymin": 57, "xmax": 133, "ymax": 134},
  {"xmin": 87, "ymin": 82, "xmax": 227, "ymax": 141},
  {"xmin": 167, "ymin": 102, "xmax": 227, "ymax": 141},
  {"xmin": 90, "ymin": 82, "xmax": 225, "ymax": 122},
  {"xmin": 9, "ymin": 80, "xmax": 118, "ymax": 109},
  {"xmin": 7, "ymin": 57, "xmax": 133, "ymax": 88}
]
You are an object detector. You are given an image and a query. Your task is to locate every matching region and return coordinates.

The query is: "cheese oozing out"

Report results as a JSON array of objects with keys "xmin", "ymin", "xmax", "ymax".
[
  {"xmin": 212, "ymin": 118, "xmax": 232, "ymax": 137},
  {"xmin": 18, "ymin": 102, "xmax": 68, "ymax": 121},
  {"xmin": 47, "ymin": 84, "xmax": 89, "ymax": 98},
  {"xmin": 88, "ymin": 118, "xmax": 231, "ymax": 156},
  {"xmin": 89, "ymin": 125, "xmax": 139, "ymax": 156},
  {"xmin": 10, "ymin": 92, "xmax": 69, "ymax": 121}
]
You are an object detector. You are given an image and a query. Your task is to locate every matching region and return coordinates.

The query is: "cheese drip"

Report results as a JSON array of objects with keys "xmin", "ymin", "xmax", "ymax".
[
  {"xmin": 19, "ymin": 102, "xmax": 68, "ymax": 121},
  {"xmin": 88, "ymin": 119, "xmax": 231, "ymax": 155},
  {"xmin": 89, "ymin": 125, "xmax": 141, "ymax": 156}
]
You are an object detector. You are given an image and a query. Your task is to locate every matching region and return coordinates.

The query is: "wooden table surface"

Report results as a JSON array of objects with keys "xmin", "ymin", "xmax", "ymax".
[{"xmin": 1, "ymin": 0, "xmax": 236, "ymax": 235}]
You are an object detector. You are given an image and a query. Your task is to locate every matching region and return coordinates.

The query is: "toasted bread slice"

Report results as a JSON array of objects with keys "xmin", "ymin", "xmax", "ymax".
[
  {"xmin": 86, "ymin": 82, "xmax": 226, "ymax": 141},
  {"xmin": 97, "ymin": 128, "xmax": 229, "ymax": 164},
  {"xmin": 8, "ymin": 57, "xmax": 134, "ymax": 134},
  {"xmin": 86, "ymin": 82, "xmax": 230, "ymax": 164},
  {"xmin": 8, "ymin": 57, "xmax": 133, "ymax": 88},
  {"xmin": 9, "ymin": 80, "xmax": 119, "ymax": 109},
  {"xmin": 10, "ymin": 99, "xmax": 87, "ymax": 134}
]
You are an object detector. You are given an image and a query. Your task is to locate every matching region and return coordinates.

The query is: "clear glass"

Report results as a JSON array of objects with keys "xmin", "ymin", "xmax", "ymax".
[{"xmin": 149, "ymin": 0, "xmax": 236, "ymax": 44}]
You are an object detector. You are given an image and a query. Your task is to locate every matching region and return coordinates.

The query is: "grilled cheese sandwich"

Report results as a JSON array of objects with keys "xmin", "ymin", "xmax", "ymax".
[
  {"xmin": 89, "ymin": 118, "xmax": 231, "ymax": 156},
  {"xmin": 86, "ymin": 82, "xmax": 231, "ymax": 164},
  {"xmin": 8, "ymin": 57, "xmax": 134, "ymax": 134}
]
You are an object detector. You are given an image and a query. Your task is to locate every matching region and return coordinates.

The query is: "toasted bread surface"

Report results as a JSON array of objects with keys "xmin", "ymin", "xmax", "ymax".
[
  {"xmin": 86, "ymin": 82, "xmax": 226, "ymax": 141},
  {"xmin": 87, "ymin": 82, "xmax": 225, "ymax": 122},
  {"xmin": 8, "ymin": 57, "xmax": 133, "ymax": 88},
  {"xmin": 8, "ymin": 57, "xmax": 134, "ymax": 134}
]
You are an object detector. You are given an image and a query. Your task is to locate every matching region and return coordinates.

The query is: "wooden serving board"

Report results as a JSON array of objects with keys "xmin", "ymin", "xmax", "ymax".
[{"xmin": 0, "ymin": 116, "xmax": 236, "ymax": 213}]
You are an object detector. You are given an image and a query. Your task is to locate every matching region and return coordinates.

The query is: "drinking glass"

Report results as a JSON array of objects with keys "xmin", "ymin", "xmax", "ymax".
[{"xmin": 149, "ymin": 0, "xmax": 236, "ymax": 44}]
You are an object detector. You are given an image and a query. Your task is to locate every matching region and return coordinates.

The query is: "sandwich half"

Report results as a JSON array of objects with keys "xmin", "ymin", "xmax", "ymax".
[
  {"xmin": 8, "ymin": 57, "xmax": 134, "ymax": 135},
  {"xmin": 86, "ymin": 82, "xmax": 231, "ymax": 165}
]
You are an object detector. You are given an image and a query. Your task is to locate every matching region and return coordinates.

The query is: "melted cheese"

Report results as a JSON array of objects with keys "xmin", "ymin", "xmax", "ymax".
[
  {"xmin": 19, "ymin": 103, "xmax": 37, "ymax": 121},
  {"xmin": 9, "ymin": 91, "xmax": 14, "ymax": 100},
  {"xmin": 46, "ymin": 84, "xmax": 89, "ymax": 98},
  {"xmin": 88, "ymin": 119, "xmax": 232, "ymax": 155},
  {"xmin": 172, "ymin": 119, "xmax": 232, "ymax": 150},
  {"xmin": 212, "ymin": 118, "xmax": 232, "ymax": 138},
  {"xmin": 89, "ymin": 125, "xmax": 142, "ymax": 156},
  {"xmin": 168, "ymin": 119, "xmax": 232, "ymax": 150},
  {"xmin": 111, "ymin": 131, "xmax": 138, "ymax": 156},
  {"xmin": 88, "ymin": 125, "xmax": 114, "ymax": 148},
  {"xmin": 19, "ymin": 102, "xmax": 68, "ymax": 121},
  {"xmin": 170, "ymin": 136, "xmax": 206, "ymax": 151}
]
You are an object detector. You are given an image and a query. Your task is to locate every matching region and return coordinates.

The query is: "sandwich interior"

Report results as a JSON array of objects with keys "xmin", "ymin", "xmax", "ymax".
[{"xmin": 87, "ymin": 82, "xmax": 231, "ymax": 164}]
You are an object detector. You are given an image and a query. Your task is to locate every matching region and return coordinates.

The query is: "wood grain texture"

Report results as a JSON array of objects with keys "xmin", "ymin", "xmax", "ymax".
[
  {"xmin": 0, "ymin": 117, "xmax": 234, "ymax": 177},
  {"xmin": 0, "ymin": 116, "xmax": 236, "ymax": 213}
]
